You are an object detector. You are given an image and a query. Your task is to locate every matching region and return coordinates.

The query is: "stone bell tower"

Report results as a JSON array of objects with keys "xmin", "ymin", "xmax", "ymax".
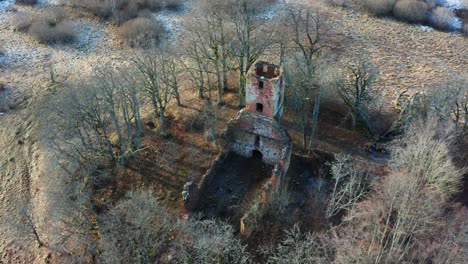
[{"xmin": 245, "ymin": 61, "xmax": 286, "ymax": 122}]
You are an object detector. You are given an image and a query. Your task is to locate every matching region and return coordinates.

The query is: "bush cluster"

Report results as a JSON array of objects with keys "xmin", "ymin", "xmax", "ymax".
[
  {"xmin": 12, "ymin": 8, "xmax": 76, "ymax": 44},
  {"xmin": 28, "ymin": 20, "xmax": 75, "ymax": 44},
  {"xmin": 429, "ymin": 6, "xmax": 459, "ymax": 30},
  {"xmin": 361, "ymin": 0, "xmax": 461, "ymax": 31},
  {"xmin": 16, "ymin": 0, "xmax": 37, "ymax": 6},
  {"xmin": 393, "ymin": 0, "xmax": 428, "ymax": 23},
  {"xmin": 98, "ymin": 191, "xmax": 249, "ymax": 263},
  {"xmin": 361, "ymin": 0, "xmax": 396, "ymax": 16},
  {"xmin": 118, "ymin": 17, "xmax": 165, "ymax": 48},
  {"xmin": 65, "ymin": 0, "xmax": 184, "ymax": 24}
]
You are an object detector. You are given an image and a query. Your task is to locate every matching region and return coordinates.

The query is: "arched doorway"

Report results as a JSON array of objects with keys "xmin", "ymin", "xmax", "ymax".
[{"xmin": 252, "ymin": 149, "xmax": 263, "ymax": 161}]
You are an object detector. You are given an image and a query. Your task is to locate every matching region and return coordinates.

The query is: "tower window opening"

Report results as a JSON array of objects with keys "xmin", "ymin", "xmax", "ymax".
[
  {"xmin": 256, "ymin": 103, "xmax": 264, "ymax": 113},
  {"xmin": 259, "ymin": 81, "xmax": 264, "ymax": 90}
]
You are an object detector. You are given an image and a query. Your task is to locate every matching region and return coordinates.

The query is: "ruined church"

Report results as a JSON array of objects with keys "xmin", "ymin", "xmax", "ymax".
[{"xmin": 183, "ymin": 61, "xmax": 292, "ymax": 226}]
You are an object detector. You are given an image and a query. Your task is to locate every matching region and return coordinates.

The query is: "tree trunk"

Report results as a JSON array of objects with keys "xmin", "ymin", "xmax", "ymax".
[
  {"xmin": 216, "ymin": 59, "xmax": 224, "ymax": 105},
  {"xmin": 238, "ymin": 74, "xmax": 246, "ymax": 108},
  {"xmin": 221, "ymin": 45, "xmax": 229, "ymax": 90},
  {"xmin": 159, "ymin": 108, "xmax": 167, "ymax": 137},
  {"xmin": 102, "ymin": 127, "xmax": 115, "ymax": 162},
  {"xmin": 172, "ymin": 72, "xmax": 181, "ymax": 106}
]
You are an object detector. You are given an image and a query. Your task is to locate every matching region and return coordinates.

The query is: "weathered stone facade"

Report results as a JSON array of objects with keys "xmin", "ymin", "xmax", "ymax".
[{"xmin": 183, "ymin": 62, "xmax": 292, "ymax": 225}]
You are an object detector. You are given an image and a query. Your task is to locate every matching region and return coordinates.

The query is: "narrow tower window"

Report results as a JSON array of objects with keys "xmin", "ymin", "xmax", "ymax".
[
  {"xmin": 259, "ymin": 81, "xmax": 264, "ymax": 90},
  {"xmin": 256, "ymin": 103, "xmax": 263, "ymax": 113}
]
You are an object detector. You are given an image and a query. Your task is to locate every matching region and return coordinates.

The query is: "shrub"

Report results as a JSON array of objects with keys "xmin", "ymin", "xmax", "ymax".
[
  {"xmin": 393, "ymin": 0, "xmax": 429, "ymax": 23},
  {"xmin": 328, "ymin": 0, "xmax": 351, "ymax": 7},
  {"xmin": 99, "ymin": 191, "xmax": 249, "ymax": 263},
  {"xmin": 181, "ymin": 110, "xmax": 206, "ymax": 132},
  {"xmin": 43, "ymin": 7, "xmax": 69, "ymax": 26},
  {"xmin": 69, "ymin": 0, "xmax": 113, "ymax": 19},
  {"xmin": 333, "ymin": 118, "xmax": 465, "ymax": 263},
  {"xmin": 16, "ymin": 0, "xmax": 37, "ymax": 6},
  {"xmin": 98, "ymin": 191, "xmax": 178, "ymax": 263},
  {"xmin": 12, "ymin": 8, "xmax": 75, "ymax": 44},
  {"xmin": 174, "ymin": 219, "xmax": 250, "ymax": 263},
  {"xmin": 119, "ymin": 17, "xmax": 165, "ymax": 48},
  {"xmin": 12, "ymin": 13, "xmax": 34, "ymax": 32},
  {"xmin": 430, "ymin": 7, "xmax": 458, "ymax": 31},
  {"xmin": 265, "ymin": 225, "xmax": 334, "ymax": 264},
  {"xmin": 165, "ymin": 0, "xmax": 184, "ymax": 10},
  {"xmin": 28, "ymin": 20, "xmax": 76, "ymax": 44},
  {"xmin": 390, "ymin": 118, "xmax": 463, "ymax": 198},
  {"xmin": 65, "ymin": 0, "xmax": 168, "ymax": 23},
  {"xmin": 361, "ymin": 0, "xmax": 396, "ymax": 16}
]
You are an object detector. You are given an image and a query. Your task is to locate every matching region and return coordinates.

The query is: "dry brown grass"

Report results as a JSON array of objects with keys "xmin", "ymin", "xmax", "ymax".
[{"xmin": 393, "ymin": 0, "xmax": 428, "ymax": 23}]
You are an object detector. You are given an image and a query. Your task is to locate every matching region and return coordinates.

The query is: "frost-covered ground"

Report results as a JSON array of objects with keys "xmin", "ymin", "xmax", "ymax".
[
  {"xmin": 152, "ymin": 5, "xmax": 192, "ymax": 44},
  {"xmin": 257, "ymin": 0, "xmax": 289, "ymax": 20},
  {"xmin": 37, "ymin": 0, "xmax": 59, "ymax": 7},
  {"xmin": 0, "ymin": 0, "xmax": 14, "ymax": 12},
  {"xmin": 441, "ymin": 0, "xmax": 468, "ymax": 10}
]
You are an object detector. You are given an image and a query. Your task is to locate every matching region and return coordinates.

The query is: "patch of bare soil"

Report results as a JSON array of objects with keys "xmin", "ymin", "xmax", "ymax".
[{"xmin": 195, "ymin": 151, "xmax": 274, "ymax": 221}]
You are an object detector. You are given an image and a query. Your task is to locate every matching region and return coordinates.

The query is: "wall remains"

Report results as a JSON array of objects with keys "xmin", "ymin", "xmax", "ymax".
[{"xmin": 182, "ymin": 62, "xmax": 292, "ymax": 234}]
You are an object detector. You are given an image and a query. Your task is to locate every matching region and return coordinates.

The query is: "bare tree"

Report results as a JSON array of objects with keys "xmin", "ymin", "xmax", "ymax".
[
  {"xmin": 334, "ymin": 117, "xmax": 465, "ymax": 263},
  {"xmin": 174, "ymin": 218, "xmax": 250, "ymax": 264},
  {"xmin": 182, "ymin": 0, "xmax": 233, "ymax": 105},
  {"xmin": 132, "ymin": 52, "xmax": 175, "ymax": 137},
  {"xmin": 230, "ymin": 0, "xmax": 274, "ymax": 108},
  {"xmin": 47, "ymin": 65, "xmax": 145, "ymax": 169},
  {"xmin": 283, "ymin": 6, "xmax": 334, "ymax": 151},
  {"xmin": 264, "ymin": 224, "xmax": 334, "ymax": 264},
  {"xmin": 429, "ymin": 75, "xmax": 468, "ymax": 131},
  {"xmin": 286, "ymin": 6, "xmax": 333, "ymax": 86},
  {"xmin": 99, "ymin": 190, "xmax": 249, "ymax": 263},
  {"xmin": 335, "ymin": 57, "xmax": 379, "ymax": 130},
  {"xmin": 159, "ymin": 50, "xmax": 182, "ymax": 107},
  {"xmin": 326, "ymin": 154, "xmax": 371, "ymax": 220},
  {"xmin": 183, "ymin": 39, "xmax": 207, "ymax": 99},
  {"xmin": 99, "ymin": 190, "xmax": 177, "ymax": 263}
]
